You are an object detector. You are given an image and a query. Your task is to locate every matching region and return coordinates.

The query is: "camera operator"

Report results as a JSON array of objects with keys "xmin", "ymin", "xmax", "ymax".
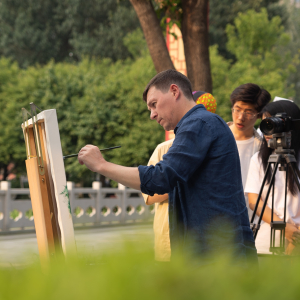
[
  {"xmin": 227, "ymin": 83, "xmax": 271, "ymax": 219},
  {"xmin": 245, "ymin": 100, "xmax": 300, "ymax": 254}
]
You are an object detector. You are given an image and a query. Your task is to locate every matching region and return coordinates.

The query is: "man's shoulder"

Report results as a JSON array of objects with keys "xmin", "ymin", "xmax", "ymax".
[
  {"xmin": 182, "ymin": 107, "xmax": 221, "ymax": 126},
  {"xmin": 175, "ymin": 107, "xmax": 234, "ymax": 145},
  {"xmin": 193, "ymin": 107, "xmax": 224, "ymax": 124},
  {"xmin": 186, "ymin": 109, "xmax": 228, "ymax": 135}
]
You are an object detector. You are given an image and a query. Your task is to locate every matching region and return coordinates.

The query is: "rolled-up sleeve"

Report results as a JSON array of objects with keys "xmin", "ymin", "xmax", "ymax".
[{"xmin": 139, "ymin": 118, "xmax": 215, "ymax": 196}]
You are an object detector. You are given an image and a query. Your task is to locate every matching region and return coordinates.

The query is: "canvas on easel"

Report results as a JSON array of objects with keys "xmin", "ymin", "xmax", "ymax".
[{"xmin": 22, "ymin": 103, "xmax": 76, "ymax": 265}]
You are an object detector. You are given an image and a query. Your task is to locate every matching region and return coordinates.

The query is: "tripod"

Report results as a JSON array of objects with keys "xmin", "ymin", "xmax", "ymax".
[{"xmin": 250, "ymin": 132, "xmax": 300, "ymax": 254}]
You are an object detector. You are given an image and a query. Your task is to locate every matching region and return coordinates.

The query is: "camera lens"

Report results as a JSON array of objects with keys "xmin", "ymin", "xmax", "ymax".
[{"xmin": 260, "ymin": 117, "xmax": 285, "ymax": 135}]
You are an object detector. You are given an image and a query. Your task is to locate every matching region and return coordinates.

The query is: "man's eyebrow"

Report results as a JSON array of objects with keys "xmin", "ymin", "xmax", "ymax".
[
  {"xmin": 235, "ymin": 105, "xmax": 255, "ymax": 112},
  {"xmin": 147, "ymin": 99, "xmax": 155, "ymax": 106}
]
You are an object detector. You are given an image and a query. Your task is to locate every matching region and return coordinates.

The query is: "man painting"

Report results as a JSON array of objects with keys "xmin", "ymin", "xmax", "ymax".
[
  {"xmin": 143, "ymin": 91, "xmax": 217, "ymax": 262},
  {"xmin": 78, "ymin": 69, "xmax": 257, "ymax": 265}
]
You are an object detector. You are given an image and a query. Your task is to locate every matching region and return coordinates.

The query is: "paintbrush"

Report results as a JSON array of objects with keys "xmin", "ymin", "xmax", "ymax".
[{"xmin": 63, "ymin": 145, "xmax": 121, "ymax": 159}]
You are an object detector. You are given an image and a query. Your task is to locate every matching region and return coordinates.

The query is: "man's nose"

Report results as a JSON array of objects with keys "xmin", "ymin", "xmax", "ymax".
[
  {"xmin": 150, "ymin": 110, "xmax": 157, "ymax": 120},
  {"xmin": 238, "ymin": 112, "xmax": 245, "ymax": 121}
]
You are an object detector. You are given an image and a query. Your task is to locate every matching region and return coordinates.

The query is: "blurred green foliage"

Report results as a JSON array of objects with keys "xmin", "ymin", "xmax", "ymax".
[
  {"xmin": 210, "ymin": 9, "xmax": 298, "ymax": 121},
  {"xmin": 209, "ymin": 0, "xmax": 288, "ymax": 60},
  {"xmin": 284, "ymin": 0, "xmax": 300, "ymax": 103},
  {"xmin": 0, "ymin": 0, "xmax": 287, "ymax": 69},
  {"xmin": 9, "ymin": 209, "xmax": 21, "ymax": 220},
  {"xmin": 0, "ymin": 242, "xmax": 299, "ymax": 300},
  {"xmin": 25, "ymin": 209, "xmax": 34, "ymax": 220},
  {"xmin": 0, "ymin": 9, "xmax": 299, "ymax": 183},
  {"xmin": 152, "ymin": 0, "xmax": 287, "ymax": 62},
  {"xmin": 0, "ymin": 34, "xmax": 161, "ymax": 183},
  {"xmin": 0, "ymin": 0, "xmax": 140, "ymax": 67}
]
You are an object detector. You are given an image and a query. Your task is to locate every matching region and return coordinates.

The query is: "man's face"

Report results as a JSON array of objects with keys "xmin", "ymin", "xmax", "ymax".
[
  {"xmin": 146, "ymin": 86, "xmax": 177, "ymax": 131},
  {"xmin": 232, "ymin": 101, "xmax": 258, "ymax": 133}
]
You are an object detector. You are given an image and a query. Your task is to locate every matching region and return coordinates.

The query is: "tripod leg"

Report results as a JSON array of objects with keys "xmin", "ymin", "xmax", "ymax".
[
  {"xmin": 251, "ymin": 162, "xmax": 273, "ymax": 238},
  {"xmin": 255, "ymin": 163, "xmax": 280, "ymax": 231},
  {"xmin": 252, "ymin": 158, "xmax": 280, "ymax": 239},
  {"xmin": 251, "ymin": 162, "xmax": 273, "ymax": 224}
]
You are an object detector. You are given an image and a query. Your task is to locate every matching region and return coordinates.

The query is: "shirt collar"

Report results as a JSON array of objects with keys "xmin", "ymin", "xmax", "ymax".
[
  {"xmin": 174, "ymin": 104, "xmax": 206, "ymax": 134},
  {"xmin": 227, "ymin": 121, "xmax": 262, "ymax": 141}
]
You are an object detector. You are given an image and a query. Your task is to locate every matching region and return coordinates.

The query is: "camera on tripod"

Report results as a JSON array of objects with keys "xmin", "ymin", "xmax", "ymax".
[
  {"xmin": 251, "ymin": 112, "xmax": 300, "ymax": 254},
  {"xmin": 260, "ymin": 113, "xmax": 300, "ymax": 151},
  {"xmin": 260, "ymin": 112, "xmax": 300, "ymax": 136}
]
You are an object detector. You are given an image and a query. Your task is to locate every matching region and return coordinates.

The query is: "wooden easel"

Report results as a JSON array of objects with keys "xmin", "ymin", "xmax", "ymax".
[{"xmin": 22, "ymin": 103, "xmax": 74, "ymax": 266}]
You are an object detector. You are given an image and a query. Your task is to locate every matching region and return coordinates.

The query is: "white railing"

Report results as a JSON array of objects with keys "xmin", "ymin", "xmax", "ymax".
[{"xmin": 0, "ymin": 181, "xmax": 154, "ymax": 232}]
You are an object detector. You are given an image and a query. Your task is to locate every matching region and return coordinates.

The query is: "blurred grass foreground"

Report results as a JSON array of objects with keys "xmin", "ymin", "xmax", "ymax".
[{"xmin": 0, "ymin": 239, "xmax": 299, "ymax": 300}]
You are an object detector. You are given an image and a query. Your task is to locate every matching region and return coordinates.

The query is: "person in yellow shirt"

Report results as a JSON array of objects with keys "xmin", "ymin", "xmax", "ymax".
[{"xmin": 143, "ymin": 91, "xmax": 217, "ymax": 261}]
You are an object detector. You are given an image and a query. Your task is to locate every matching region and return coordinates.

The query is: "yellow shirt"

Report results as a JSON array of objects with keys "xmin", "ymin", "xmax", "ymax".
[{"xmin": 142, "ymin": 139, "xmax": 174, "ymax": 261}]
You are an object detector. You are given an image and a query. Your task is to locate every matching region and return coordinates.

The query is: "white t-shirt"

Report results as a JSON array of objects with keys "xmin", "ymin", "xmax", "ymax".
[
  {"xmin": 235, "ymin": 137, "xmax": 259, "ymax": 220},
  {"xmin": 245, "ymin": 152, "xmax": 300, "ymax": 254},
  {"xmin": 236, "ymin": 137, "xmax": 255, "ymax": 189}
]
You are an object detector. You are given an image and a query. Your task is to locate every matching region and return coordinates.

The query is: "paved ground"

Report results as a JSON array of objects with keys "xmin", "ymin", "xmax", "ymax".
[{"xmin": 0, "ymin": 224, "xmax": 154, "ymax": 267}]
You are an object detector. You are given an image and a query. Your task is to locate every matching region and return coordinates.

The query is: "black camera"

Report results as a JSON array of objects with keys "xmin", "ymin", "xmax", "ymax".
[{"xmin": 260, "ymin": 113, "xmax": 300, "ymax": 135}]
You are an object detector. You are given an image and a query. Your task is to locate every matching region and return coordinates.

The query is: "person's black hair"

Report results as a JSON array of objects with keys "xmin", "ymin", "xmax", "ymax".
[
  {"xmin": 230, "ymin": 83, "xmax": 271, "ymax": 116},
  {"xmin": 192, "ymin": 91, "xmax": 206, "ymax": 101},
  {"xmin": 143, "ymin": 69, "xmax": 193, "ymax": 102},
  {"xmin": 259, "ymin": 100, "xmax": 300, "ymax": 195}
]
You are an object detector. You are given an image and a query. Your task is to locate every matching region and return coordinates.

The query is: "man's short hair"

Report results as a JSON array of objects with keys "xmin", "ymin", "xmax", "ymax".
[
  {"xmin": 230, "ymin": 83, "xmax": 271, "ymax": 113},
  {"xmin": 143, "ymin": 69, "xmax": 193, "ymax": 102}
]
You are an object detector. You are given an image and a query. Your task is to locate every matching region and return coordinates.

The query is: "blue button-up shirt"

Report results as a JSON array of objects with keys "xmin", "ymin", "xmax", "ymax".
[{"xmin": 139, "ymin": 105, "xmax": 256, "ymax": 262}]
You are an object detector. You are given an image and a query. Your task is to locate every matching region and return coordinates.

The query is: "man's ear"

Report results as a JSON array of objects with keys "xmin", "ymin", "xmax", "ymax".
[{"xmin": 169, "ymin": 84, "xmax": 180, "ymax": 99}]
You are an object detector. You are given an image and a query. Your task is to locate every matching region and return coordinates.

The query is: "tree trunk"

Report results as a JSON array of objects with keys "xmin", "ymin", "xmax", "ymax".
[
  {"xmin": 181, "ymin": 0, "xmax": 212, "ymax": 93},
  {"xmin": 130, "ymin": 0, "xmax": 175, "ymax": 73}
]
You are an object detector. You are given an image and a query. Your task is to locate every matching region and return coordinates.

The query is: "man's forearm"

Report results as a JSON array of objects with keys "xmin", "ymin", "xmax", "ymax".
[
  {"xmin": 99, "ymin": 161, "xmax": 141, "ymax": 190},
  {"xmin": 78, "ymin": 145, "xmax": 141, "ymax": 190}
]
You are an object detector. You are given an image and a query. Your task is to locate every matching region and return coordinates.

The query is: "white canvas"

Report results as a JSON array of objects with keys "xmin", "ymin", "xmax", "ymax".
[{"xmin": 23, "ymin": 109, "xmax": 76, "ymax": 255}]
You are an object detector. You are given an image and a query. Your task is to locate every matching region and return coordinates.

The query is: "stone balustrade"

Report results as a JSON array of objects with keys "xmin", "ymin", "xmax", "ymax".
[{"xmin": 0, "ymin": 181, "xmax": 154, "ymax": 233}]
